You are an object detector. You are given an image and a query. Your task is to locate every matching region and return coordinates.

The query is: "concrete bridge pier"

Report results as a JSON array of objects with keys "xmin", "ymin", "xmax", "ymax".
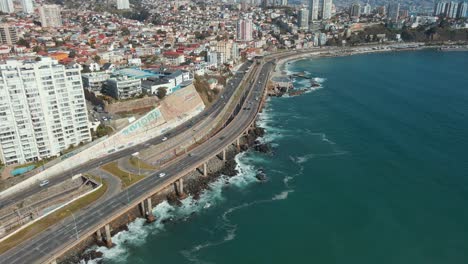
[
  {"xmin": 203, "ymin": 163, "xmax": 208, "ymax": 176},
  {"xmin": 145, "ymin": 198, "xmax": 156, "ymax": 223},
  {"xmin": 139, "ymin": 201, "xmax": 146, "ymax": 217},
  {"xmin": 96, "ymin": 228, "xmax": 103, "ymax": 243},
  {"xmin": 222, "ymin": 149, "xmax": 226, "ymax": 161},
  {"xmin": 236, "ymin": 138, "xmax": 240, "ymax": 151},
  {"xmin": 176, "ymin": 178, "xmax": 187, "ymax": 199},
  {"xmin": 104, "ymin": 224, "xmax": 112, "ymax": 248},
  {"xmin": 50, "ymin": 260, "xmax": 57, "ymax": 264}
]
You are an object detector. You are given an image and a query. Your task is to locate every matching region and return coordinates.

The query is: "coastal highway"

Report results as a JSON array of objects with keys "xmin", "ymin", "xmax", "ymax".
[
  {"xmin": 0, "ymin": 58, "xmax": 274, "ymax": 264},
  {"xmin": 0, "ymin": 60, "xmax": 254, "ymax": 210}
]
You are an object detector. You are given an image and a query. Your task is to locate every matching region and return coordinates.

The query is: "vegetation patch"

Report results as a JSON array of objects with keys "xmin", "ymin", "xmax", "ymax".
[
  {"xmin": 129, "ymin": 157, "xmax": 158, "ymax": 170},
  {"xmin": 101, "ymin": 162, "xmax": 145, "ymax": 188}
]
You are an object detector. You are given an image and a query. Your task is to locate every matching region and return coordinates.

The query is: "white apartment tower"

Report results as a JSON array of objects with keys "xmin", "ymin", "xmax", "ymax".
[
  {"xmin": 237, "ymin": 19, "xmax": 253, "ymax": 41},
  {"xmin": 387, "ymin": 2, "xmax": 400, "ymax": 21},
  {"xmin": 309, "ymin": 0, "xmax": 319, "ymax": 21},
  {"xmin": 0, "ymin": 58, "xmax": 91, "ymax": 165},
  {"xmin": 0, "ymin": 0, "xmax": 14, "ymax": 14},
  {"xmin": 39, "ymin": 4, "xmax": 62, "ymax": 28},
  {"xmin": 298, "ymin": 8, "xmax": 309, "ymax": 29},
  {"xmin": 322, "ymin": 0, "xmax": 333, "ymax": 19},
  {"xmin": 0, "ymin": 24, "xmax": 18, "ymax": 45},
  {"xmin": 21, "ymin": 0, "xmax": 34, "ymax": 14},
  {"xmin": 362, "ymin": 3, "xmax": 372, "ymax": 15},
  {"xmin": 117, "ymin": 0, "xmax": 130, "ymax": 9},
  {"xmin": 309, "ymin": 0, "xmax": 333, "ymax": 22}
]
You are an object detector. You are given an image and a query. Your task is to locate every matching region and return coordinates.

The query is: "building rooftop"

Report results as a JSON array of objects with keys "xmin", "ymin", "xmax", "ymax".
[{"xmin": 114, "ymin": 68, "xmax": 160, "ymax": 79}]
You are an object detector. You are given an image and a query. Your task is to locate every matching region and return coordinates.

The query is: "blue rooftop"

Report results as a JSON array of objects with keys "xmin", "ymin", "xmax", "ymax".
[{"xmin": 115, "ymin": 68, "xmax": 160, "ymax": 79}]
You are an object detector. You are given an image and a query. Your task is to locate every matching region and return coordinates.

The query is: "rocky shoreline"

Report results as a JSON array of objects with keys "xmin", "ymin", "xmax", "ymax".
[{"xmin": 60, "ymin": 126, "xmax": 271, "ymax": 264}]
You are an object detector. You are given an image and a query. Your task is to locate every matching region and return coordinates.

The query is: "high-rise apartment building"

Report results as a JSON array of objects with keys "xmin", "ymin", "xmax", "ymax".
[
  {"xmin": 458, "ymin": 2, "xmax": 468, "ymax": 18},
  {"xmin": 117, "ymin": 0, "xmax": 130, "ymax": 10},
  {"xmin": 0, "ymin": 58, "xmax": 91, "ymax": 165},
  {"xmin": 322, "ymin": 0, "xmax": 333, "ymax": 19},
  {"xmin": 0, "ymin": 0, "xmax": 14, "ymax": 14},
  {"xmin": 309, "ymin": 0, "xmax": 319, "ymax": 21},
  {"xmin": 0, "ymin": 24, "xmax": 18, "ymax": 45},
  {"xmin": 21, "ymin": 0, "xmax": 34, "ymax": 14},
  {"xmin": 362, "ymin": 3, "xmax": 372, "ymax": 15},
  {"xmin": 387, "ymin": 2, "xmax": 400, "ymax": 21},
  {"xmin": 446, "ymin": 1, "xmax": 459, "ymax": 18},
  {"xmin": 350, "ymin": 3, "xmax": 361, "ymax": 17},
  {"xmin": 237, "ymin": 19, "xmax": 253, "ymax": 41},
  {"xmin": 39, "ymin": 5, "xmax": 62, "ymax": 28},
  {"xmin": 298, "ymin": 8, "xmax": 309, "ymax": 29},
  {"xmin": 434, "ymin": 1, "xmax": 448, "ymax": 16},
  {"xmin": 309, "ymin": 0, "xmax": 333, "ymax": 22}
]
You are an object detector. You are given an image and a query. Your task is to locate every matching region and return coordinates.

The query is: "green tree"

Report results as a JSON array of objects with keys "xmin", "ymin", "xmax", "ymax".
[
  {"xmin": 121, "ymin": 27, "xmax": 130, "ymax": 36},
  {"xmin": 68, "ymin": 50, "xmax": 77, "ymax": 58},
  {"xmin": 156, "ymin": 87, "xmax": 167, "ymax": 99},
  {"xmin": 16, "ymin": 38, "xmax": 30, "ymax": 48}
]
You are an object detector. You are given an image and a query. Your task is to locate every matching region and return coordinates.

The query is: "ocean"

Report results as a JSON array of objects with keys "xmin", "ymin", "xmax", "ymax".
[{"xmin": 87, "ymin": 50, "xmax": 468, "ymax": 264}]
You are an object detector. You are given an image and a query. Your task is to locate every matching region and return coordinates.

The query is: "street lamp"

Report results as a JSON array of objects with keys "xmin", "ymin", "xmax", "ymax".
[{"xmin": 67, "ymin": 210, "xmax": 79, "ymax": 240}]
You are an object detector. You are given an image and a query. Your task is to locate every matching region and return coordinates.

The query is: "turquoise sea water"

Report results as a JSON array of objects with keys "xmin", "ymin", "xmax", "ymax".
[{"xmin": 90, "ymin": 50, "xmax": 468, "ymax": 264}]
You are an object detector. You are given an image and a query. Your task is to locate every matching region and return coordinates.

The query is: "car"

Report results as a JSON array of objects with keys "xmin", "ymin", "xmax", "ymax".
[
  {"xmin": 159, "ymin": 172, "xmax": 166, "ymax": 178},
  {"xmin": 39, "ymin": 180, "xmax": 49, "ymax": 187},
  {"xmin": 162, "ymin": 137, "xmax": 168, "ymax": 142}
]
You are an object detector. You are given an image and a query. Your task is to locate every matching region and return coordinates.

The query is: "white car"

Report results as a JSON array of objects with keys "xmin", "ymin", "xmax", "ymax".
[
  {"xmin": 162, "ymin": 137, "xmax": 168, "ymax": 142},
  {"xmin": 39, "ymin": 180, "xmax": 49, "ymax": 187},
  {"xmin": 159, "ymin": 172, "xmax": 166, "ymax": 178}
]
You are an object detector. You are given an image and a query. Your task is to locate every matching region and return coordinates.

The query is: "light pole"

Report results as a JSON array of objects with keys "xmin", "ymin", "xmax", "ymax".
[
  {"xmin": 137, "ymin": 154, "xmax": 140, "ymax": 176},
  {"xmin": 126, "ymin": 188, "xmax": 130, "ymax": 204},
  {"xmin": 67, "ymin": 210, "xmax": 79, "ymax": 240}
]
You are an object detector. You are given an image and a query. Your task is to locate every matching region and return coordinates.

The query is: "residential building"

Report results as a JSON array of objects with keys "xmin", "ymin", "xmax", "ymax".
[
  {"xmin": 322, "ymin": 0, "xmax": 333, "ymax": 19},
  {"xmin": 387, "ymin": 2, "xmax": 400, "ymax": 21},
  {"xmin": 207, "ymin": 51, "xmax": 218, "ymax": 67},
  {"xmin": 309, "ymin": 0, "xmax": 319, "ymax": 21},
  {"xmin": 142, "ymin": 70, "xmax": 193, "ymax": 95},
  {"xmin": 446, "ymin": 1, "xmax": 459, "ymax": 18},
  {"xmin": 362, "ymin": 3, "xmax": 372, "ymax": 15},
  {"xmin": 434, "ymin": 1, "xmax": 447, "ymax": 16},
  {"xmin": 0, "ymin": 58, "xmax": 90, "ymax": 165},
  {"xmin": 309, "ymin": 0, "xmax": 333, "ymax": 21},
  {"xmin": 216, "ymin": 40, "xmax": 240, "ymax": 63},
  {"xmin": 21, "ymin": 0, "xmax": 34, "ymax": 13},
  {"xmin": 104, "ymin": 76, "xmax": 142, "ymax": 99},
  {"xmin": 458, "ymin": 2, "xmax": 468, "ymax": 18},
  {"xmin": 298, "ymin": 8, "xmax": 309, "ymax": 29},
  {"xmin": 117, "ymin": 0, "xmax": 130, "ymax": 10},
  {"xmin": 0, "ymin": 0, "xmax": 14, "ymax": 13},
  {"xmin": 39, "ymin": 5, "xmax": 62, "ymax": 28},
  {"xmin": 163, "ymin": 51, "xmax": 185, "ymax": 65},
  {"xmin": 82, "ymin": 72, "xmax": 110, "ymax": 92},
  {"xmin": 0, "ymin": 24, "xmax": 18, "ymax": 45},
  {"xmin": 237, "ymin": 19, "xmax": 253, "ymax": 41},
  {"xmin": 350, "ymin": 3, "xmax": 361, "ymax": 18}
]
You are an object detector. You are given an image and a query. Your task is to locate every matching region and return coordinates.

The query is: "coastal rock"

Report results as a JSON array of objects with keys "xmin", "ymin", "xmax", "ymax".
[
  {"xmin": 254, "ymin": 143, "xmax": 272, "ymax": 154},
  {"xmin": 288, "ymin": 90, "xmax": 307, "ymax": 97}
]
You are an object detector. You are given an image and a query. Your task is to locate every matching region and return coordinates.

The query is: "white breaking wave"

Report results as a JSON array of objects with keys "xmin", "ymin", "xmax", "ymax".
[
  {"xmin": 313, "ymin": 77, "xmax": 327, "ymax": 83},
  {"xmin": 272, "ymin": 190, "xmax": 294, "ymax": 200}
]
